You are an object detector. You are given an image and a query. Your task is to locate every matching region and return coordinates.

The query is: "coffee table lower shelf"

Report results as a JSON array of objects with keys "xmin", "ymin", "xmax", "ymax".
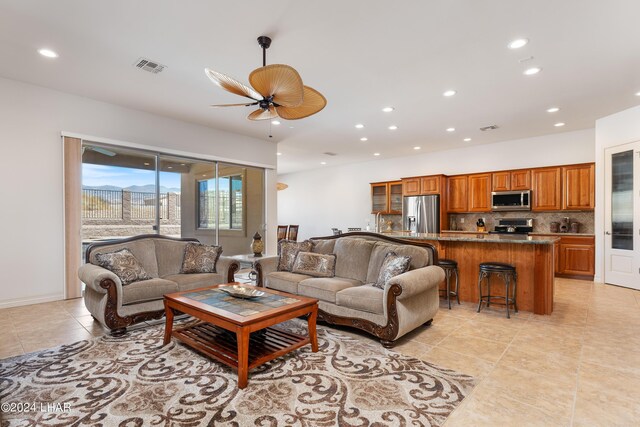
[{"xmin": 173, "ymin": 322, "xmax": 310, "ymax": 370}]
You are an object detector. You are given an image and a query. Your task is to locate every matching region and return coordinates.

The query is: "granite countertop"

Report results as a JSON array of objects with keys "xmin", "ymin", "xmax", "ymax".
[{"xmin": 378, "ymin": 232, "xmax": 559, "ymax": 244}]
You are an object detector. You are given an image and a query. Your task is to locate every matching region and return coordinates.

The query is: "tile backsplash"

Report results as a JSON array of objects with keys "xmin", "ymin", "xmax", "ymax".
[{"xmin": 449, "ymin": 211, "xmax": 594, "ymax": 234}]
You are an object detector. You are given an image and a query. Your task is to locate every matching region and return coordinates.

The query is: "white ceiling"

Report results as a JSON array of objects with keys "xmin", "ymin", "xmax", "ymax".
[{"xmin": 1, "ymin": 1, "xmax": 639, "ymax": 174}]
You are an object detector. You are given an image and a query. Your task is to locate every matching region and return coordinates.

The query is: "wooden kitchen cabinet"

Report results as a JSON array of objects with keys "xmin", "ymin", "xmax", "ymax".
[
  {"xmin": 447, "ymin": 175, "xmax": 468, "ymax": 212},
  {"xmin": 511, "ymin": 170, "xmax": 531, "ymax": 190},
  {"xmin": 402, "ymin": 178, "xmax": 421, "ymax": 196},
  {"xmin": 492, "ymin": 169, "xmax": 530, "ymax": 191},
  {"xmin": 421, "ymin": 175, "xmax": 442, "ymax": 194},
  {"xmin": 562, "ymin": 163, "xmax": 595, "ymax": 210},
  {"xmin": 468, "ymin": 173, "xmax": 492, "ymax": 212},
  {"xmin": 371, "ymin": 181, "xmax": 403, "ymax": 214},
  {"xmin": 532, "ymin": 167, "xmax": 562, "ymax": 211},
  {"xmin": 559, "ymin": 236, "xmax": 595, "ymax": 278},
  {"xmin": 492, "ymin": 171, "xmax": 511, "ymax": 191}
]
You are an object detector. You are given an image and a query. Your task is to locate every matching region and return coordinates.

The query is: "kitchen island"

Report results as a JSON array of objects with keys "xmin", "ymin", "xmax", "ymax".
[{"xmin": 378, "ymin": 232, "xmax": 559, "ymax": 314}]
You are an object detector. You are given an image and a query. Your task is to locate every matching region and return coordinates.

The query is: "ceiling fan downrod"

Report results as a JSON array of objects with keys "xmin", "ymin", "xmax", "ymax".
[{"xmin": 257, "ymin": 36, "xmax": 272, "ymax": 67}]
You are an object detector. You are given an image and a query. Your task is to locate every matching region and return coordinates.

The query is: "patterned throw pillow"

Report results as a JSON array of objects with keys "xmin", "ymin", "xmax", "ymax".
[
  {"xmin": 291, "ymin": 251, "xmax": 337, "ymax": 278},
  {"xmin": 277, "ymin": 240, "xmax": 314, "ymax": 272},
  {"xmin": 95, "ymin": 248, "xmax": 152, "ymax": 285},
  {"xmin": 372, "ymin": 251, "xmax": 412, "ymax": 289},
  {"xmin": 181, "ymin": 243, "xmax": 222, "ymax": 274}
]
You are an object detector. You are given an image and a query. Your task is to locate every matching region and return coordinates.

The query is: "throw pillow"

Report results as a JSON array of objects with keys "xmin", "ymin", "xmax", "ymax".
[
  {"xmin": 277, "ymin": 240, "xmax": 314, "ymax": 272},
  {"xmin": 291, "ymin": 251, "xmax": 337, "ymax": 278},
  {"xmin": 372, "ymin": 251, "xmax": 412, "ymax": 289},
  {"xmin": 181, "ymin": 243, "xmax": 222, "ymax": 274},
  {"xmin": 95, "ymin": 248, "xmax": 152, "ymax": 285}
]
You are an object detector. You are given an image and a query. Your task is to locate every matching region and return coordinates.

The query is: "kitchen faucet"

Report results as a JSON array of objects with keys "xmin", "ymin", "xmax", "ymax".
[{"xmin": 375, "ymin": 212, "xmax": 382, "ymax": 232}]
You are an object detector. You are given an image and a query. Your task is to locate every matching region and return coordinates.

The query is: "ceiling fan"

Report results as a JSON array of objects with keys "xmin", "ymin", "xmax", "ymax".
[{"xmin": 205, "ymin": 36, "xmax": 326, "ymax": 121}]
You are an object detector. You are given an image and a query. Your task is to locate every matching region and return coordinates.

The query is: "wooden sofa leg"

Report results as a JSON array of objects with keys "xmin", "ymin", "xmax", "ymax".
[
  {"xmin": 424, "ymin": 319, "xmax": 433, "ymax": 326},
  {"xmin": 380, "ymin": 339, "xmax": 395, "ymax": 348},
  {"xmin": 111, "ymin": 328, "xmax": 127, "ymax": 337}
]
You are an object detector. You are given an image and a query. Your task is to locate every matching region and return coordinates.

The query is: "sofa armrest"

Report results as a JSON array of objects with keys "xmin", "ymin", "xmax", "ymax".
[
  {"xmin": 254, "ymin": 256, "xmax": 279, "ymax": 287},
  {"xmin": 387, "ymin": 265, "xmax": 445, "ymax": 300},
  {"xmin": 217, "ymin": 256, "xmax": 240, "ymax": 282},
  {"xmin": 78, "ymin": 263, "xmax": 122, "ymax": 294}
]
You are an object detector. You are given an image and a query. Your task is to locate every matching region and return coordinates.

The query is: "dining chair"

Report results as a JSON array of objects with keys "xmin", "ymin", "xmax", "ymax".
[{"xmin": 288, "ymin": 225, "xmax": 299, "ymax": 242}]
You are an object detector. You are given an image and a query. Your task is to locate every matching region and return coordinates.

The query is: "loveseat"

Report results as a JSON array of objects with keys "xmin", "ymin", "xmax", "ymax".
[
  {"xmin": 79, "ymin": 235, "xmax": 239, "ymax": 335},
  {"xmin": 255, "ymin": 232, "xmax": 444, "ymax": 347}
]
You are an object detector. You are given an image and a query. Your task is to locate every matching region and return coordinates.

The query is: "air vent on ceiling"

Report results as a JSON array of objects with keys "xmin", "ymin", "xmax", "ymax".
[
  {"xmin": 134, "ymin": 57, "xmax": 166, "ymax": 74},
  {"xmin": 323, "ymin": 152, "xmax": 338, "ymax": 156},
  {"xmin": 480, "ymin": 125, "xmax": 499, "ymax": 131}
]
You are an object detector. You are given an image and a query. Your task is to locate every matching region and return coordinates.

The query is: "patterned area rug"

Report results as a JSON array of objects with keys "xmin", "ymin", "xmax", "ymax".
[{"xmin": 0, "ymin": 320, "xmax": 474, "ymax": 426}]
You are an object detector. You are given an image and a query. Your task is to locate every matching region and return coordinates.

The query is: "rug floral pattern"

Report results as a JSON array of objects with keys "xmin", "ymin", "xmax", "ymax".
[{"xmin": 0, "ymin": 320, "xmax": 474, "ymax": 426}]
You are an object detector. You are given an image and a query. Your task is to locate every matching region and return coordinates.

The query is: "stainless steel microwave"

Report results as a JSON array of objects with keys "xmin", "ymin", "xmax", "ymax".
[{"xmin": 491, "ymin": 190, "xmax": 531, "ymax": 211}]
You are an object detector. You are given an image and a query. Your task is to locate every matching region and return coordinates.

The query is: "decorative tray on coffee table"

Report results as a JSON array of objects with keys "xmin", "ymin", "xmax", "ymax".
[{"xmin": 219, "ymin": 284, "xmax": 265, "ymax": 299}]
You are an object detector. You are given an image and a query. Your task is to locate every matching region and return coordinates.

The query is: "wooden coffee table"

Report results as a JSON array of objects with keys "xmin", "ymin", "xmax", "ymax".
[{"xmin": 163, "ymin": 283, "xmax": 318, "ymax": 389}]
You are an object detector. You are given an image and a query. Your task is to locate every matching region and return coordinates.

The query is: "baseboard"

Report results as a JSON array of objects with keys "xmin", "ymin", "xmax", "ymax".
[{"xmin": 0, "ymin": 293, "xmax": 65, "ymax": 309}]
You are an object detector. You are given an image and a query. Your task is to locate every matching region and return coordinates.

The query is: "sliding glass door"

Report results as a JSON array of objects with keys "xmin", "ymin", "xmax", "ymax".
[{"xmin": 81, "ymin": 142, "xmax": 265, "ymax": 257}]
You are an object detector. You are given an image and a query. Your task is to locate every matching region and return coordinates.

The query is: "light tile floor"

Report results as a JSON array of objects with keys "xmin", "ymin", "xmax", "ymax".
[{"xmin": 0, "ymin": 278, "xmax": 638, "ymax": 426}]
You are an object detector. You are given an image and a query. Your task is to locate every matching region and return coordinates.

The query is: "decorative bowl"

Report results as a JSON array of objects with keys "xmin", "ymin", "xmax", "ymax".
[{"xmin": 219, "ymin": 284, "xmax": 265, "ymax": 299}]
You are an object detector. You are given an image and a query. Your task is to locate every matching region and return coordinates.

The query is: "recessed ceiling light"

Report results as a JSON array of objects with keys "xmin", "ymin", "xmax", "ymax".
[
  {"xmin": 355, "ymin": 124, "xmax": 364, "ymax": 129},
  {"xmin": 413, "ymin": 146, "xmax": 421, "ymax": 150},
  {"xmin": 202, "ymin": 174, "xmax": 206, "ymax": 177},
  {"xmin": 635, "ymin": 91, "xmax": 640, "ymax": 97},
  {"xmin": 180, "ymin": 163, "xmax": 186, "ymax": 166},
  {"xmin": 388, "ymin": 125, "xmax": 398, "ymax": 130},
  {"xmin": 546, "ymin": 107, "xmax": 560, "ymax": 113},
  {"xmin": 276, "ymin": 152, "xmax": 282, "ymax": 156},
  {"xmin": 523, "ymin": 67, "xmax": 542, "ymax": 76},
  {"xmin": 360, "ymin": 137, "xmax": 368, "ymax": 142},
  {"xmin": 271, "ymin": 120, "xmax": 281, "ymax": 125},
  {"xmin": 446, "ymin": 127, "xmax": 456, "ymax": 132},
  {"xmin": 554, "ymin": 122, "xmax": 565, "ymax": 127},
  {"xmin": 463, "ymin": 138, "xmax": 472, "ymax": 142},
  {"xmin": 38, "ymin": 48, "xmax": 58, "ymax": 58},
  {"xmin": 508, "ymin": 38, "xmax": 529, "ymax": 49},
  {"xmin": 289, "ymin": 126, "xmax": 294, "ymax": 129},
  {"xmin": 144, "ymin": 162, "xmax": 150, "ymax": 166},
  {"xmin": 382, "ymin": 107, "xmax": 394, "ymax": 113},
  {"xmin": 167, "ymin": 166, "xmax": 173, "ymax": 169},
  {"xmin": 443, "ymin": 90, "xmax": 457, "ymax": 97},
  {"xmin": 373, "ymin": 153, "xmax": 381, "ymax": 156},
  {"xmin": 320, "ymin": 161, "xmax": 327, "ymax": 165}
]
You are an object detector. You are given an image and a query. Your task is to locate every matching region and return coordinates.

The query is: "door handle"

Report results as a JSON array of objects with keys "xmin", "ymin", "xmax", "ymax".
[{"xmin": 605, "ymin": 231, "xmax": 611, "ymax": 235}]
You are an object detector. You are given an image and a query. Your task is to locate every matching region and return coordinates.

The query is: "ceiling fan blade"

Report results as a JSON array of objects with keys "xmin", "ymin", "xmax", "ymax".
[
  {"xmin": 205, "ymin": 68, "xmax": 262, "ymax": 101},
  {"xmin": 247, "ymin": 107, "xmax": 278, "ymax": 121},
  {"xmin": 275, "ymin": 86, "xmax": 327, "ymax": 120},
  {"xmin": 210, "ymin": 102, "xmax": 258, "ymax": 108},
  {"xmin": 249, "ymin": 64, "xmax": 304, "ymax": 107}
]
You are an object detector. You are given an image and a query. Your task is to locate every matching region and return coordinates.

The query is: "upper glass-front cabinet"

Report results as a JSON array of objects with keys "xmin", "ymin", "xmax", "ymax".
[{"xmin": 371, "ymin": 181, "xmax": 402, "ymax": 214}]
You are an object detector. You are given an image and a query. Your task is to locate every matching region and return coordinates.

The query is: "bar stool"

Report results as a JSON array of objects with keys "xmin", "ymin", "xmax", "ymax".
[
  {"xmin": 438, "ymin": 258, "xmax": 460, "ymax": 309},
  {"xmin": 477, "ymin": 262, "xmax": 517, "ymax": 318}
]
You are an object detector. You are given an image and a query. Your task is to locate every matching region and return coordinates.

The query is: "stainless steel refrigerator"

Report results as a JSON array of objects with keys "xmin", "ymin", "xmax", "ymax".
[{"xmin": 402, "ymin": 195, "xmax": 440, "ymax": 233}]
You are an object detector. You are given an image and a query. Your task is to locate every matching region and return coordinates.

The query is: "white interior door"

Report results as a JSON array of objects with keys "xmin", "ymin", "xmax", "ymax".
[{"xmin": 604, "ymin": 141, "xmax": 640, "ymax": 289}]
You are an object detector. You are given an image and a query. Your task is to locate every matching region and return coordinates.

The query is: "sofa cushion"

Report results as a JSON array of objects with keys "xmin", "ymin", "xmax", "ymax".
[
  {"xmin": 155, "ymin": 239, "xmax": 191, "ymax": 277},
  {"xmin": 277, "ymin": 240, "xmax": 314, "ymax": 272},
  {"xmin": 336, "ymin": 285, "xmax": 385, "ymax": 315},
  {"xmin": 121, "ymin": 278, "xmax": 178, "ymax": 305},
  {"xmin": 333, "ymin": 238, "xmax": 375, "ymax": 283},
  {"xmin": 95, "ymin": 248, "xmax": 152, "ymax": 285},
  {"xmin": 292, "ymin": 252, "xmax": 336, "ymax": 278},
  {"xmin": 265, "ymin": 271, "xmax": 312, "ymax": 294},
  {"xmin": 163, "ymin": 273, "xmax": 225, "ymax": 291},
  {"xmin": 311, "ymin": 239, "xmax": 336, "ymax": 255},
  {"xmin": 372, "ymin": 251, "xmax": 411, "ymax": 289},
  {"xmin": 90, "ymin": 239, "xmax": 159, "ymax": 278},
  {"xmin": 298, "ymin": 277, "xmax": 362, "ymax": 303},
  {"xmin": 181, "ymin": 243, "xmax": 222, "ymax": 273},
  {"xmin": 366, "ymin": 242, "xmax": 431, "ymax": 284}
]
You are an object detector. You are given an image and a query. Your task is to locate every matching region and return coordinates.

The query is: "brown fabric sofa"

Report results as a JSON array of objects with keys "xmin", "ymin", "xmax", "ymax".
[
  {"xmin": 78, "ymin": 235, "xmax": 239, "ymax": 335},
  {"xmin": 255, "ymin": 232, "xmax": 444, "ymax": 347}
]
